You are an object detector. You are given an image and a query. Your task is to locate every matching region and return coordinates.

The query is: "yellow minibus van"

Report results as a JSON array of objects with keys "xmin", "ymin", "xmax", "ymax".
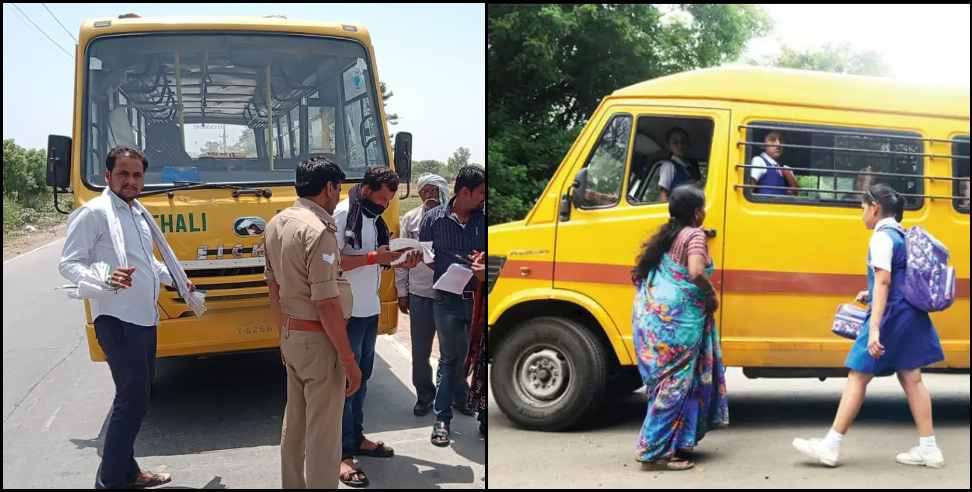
[{"xmin": 486, "ymin": 66, "xmax": 969, "ymax": 430}]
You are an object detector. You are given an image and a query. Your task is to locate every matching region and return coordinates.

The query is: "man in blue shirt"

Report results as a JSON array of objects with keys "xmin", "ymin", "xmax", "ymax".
[{"xmin": 419, "ymin": 165, "xmax": 486, "ymax": 447}]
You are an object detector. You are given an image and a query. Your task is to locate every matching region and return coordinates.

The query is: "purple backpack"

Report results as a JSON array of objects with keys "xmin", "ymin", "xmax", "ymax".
[{"xmin": 898, "ymin": 225, "xmax": 956, "ymax": 312}]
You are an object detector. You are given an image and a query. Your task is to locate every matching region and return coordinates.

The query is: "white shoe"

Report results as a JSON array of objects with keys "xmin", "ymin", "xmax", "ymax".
[
  {"xmin": 896, "ymin": 446, "xmax": 945, "ymax": 468},
  {"xmin": 792, "ymin": 438, "xmax": 840, "ymax": 467}
]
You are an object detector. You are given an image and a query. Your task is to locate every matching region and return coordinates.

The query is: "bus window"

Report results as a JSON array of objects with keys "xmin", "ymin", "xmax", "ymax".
[
  {"xmin": 955, "ymin": 136, "xmax": 970, "ymax": 213},
  {"xmin": 309, "ymin": 105, "xmax": 336, "ymax": 155},
  {"xmin": 289, "ymin": 105, "xmax": 301, "ymax": 158}
]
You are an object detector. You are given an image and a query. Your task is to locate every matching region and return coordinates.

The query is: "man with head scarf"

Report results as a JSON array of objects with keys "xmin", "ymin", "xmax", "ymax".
[{"xmin": 395, "ymin": 173, "xmax": 462, "ymax": 417}]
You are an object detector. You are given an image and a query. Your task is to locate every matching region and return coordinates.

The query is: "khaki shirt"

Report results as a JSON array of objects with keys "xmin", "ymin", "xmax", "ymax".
[{"xmin": 264, "ymin": 198, "xmax": 353, "ymax": 320}]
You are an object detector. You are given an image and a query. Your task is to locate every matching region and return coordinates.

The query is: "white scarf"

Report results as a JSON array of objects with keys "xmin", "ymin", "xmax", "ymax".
[{"xmin": 63, "ymin": 188, "xmax": 206, "ymax": 317}]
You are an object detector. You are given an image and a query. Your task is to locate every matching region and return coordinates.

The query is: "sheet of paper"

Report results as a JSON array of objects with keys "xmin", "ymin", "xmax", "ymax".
[
  {"xmin": 390, "ymin": 238, "xmax": 423, "ymax": 266},
  {"xmin": 420, "ymin": 241, "xmax": 434, "ymax": 264},
  {"xmin": 432, "ymin": 263, "xmax": 474, "ymax": 295},
  {"xmin": 390, "ymin": 238, "xmax": 421, "ymax": 252}
]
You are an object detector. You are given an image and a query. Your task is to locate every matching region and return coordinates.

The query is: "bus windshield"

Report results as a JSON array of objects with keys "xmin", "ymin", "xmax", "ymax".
[{"xmin": 83, "ymin": 33, "xmax": 386, "ymax": 188}]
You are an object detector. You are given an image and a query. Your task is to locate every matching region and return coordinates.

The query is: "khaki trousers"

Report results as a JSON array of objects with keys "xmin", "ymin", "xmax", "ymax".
[{"xmin": 280, "ymin": 321, "xmax": 346, "ymax": 489}]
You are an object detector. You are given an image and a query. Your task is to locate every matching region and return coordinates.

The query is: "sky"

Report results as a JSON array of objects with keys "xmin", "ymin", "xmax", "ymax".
[
  {"xmin": 2, "ymin": 3, "xmax": 485, "ymax": 164},
  {"xmin": 739, "ymin": 4, "xmax": 970, "ymax": 88}
]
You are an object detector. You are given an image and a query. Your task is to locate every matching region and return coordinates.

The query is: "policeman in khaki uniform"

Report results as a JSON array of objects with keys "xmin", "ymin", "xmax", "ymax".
[{"xmin": 263, "ymin": 157, "xmax": 362, "ymax": 489}]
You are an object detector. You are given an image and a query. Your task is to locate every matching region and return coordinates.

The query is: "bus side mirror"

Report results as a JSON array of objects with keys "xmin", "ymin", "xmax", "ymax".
[
  {"xmin": 47, "ymin": 135, "xmax": 72, "ymax": 190},
  {"xmin": 394, "ymin": 132, "xmax": 412, "ymax": 184}
]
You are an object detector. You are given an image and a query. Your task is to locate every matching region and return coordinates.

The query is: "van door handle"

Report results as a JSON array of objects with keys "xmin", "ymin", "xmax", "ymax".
[
  {"xmin": 703, "ymin": 228, "xmax": 717, "ymax": 238},
  {"xmin": 520, "ymin": 267, "xmax": 532, "ymax": 277}
]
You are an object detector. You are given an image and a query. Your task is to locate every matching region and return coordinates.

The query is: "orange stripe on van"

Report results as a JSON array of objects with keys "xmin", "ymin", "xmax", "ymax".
[{"xmin": 499, "ymin": 260, "xmax": 970, "ymax": 298}]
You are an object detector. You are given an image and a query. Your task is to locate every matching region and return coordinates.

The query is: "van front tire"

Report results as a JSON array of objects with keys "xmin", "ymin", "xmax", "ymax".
[{"xmin": 491, "ymin": 316, "xmax": 611, "ymax": 431}]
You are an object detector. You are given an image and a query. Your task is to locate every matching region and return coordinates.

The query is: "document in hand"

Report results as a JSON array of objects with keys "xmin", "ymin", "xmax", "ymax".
[
  {"xmin": 389, "ymin": 238, "xmax": 435, "ymax": 266},
  {"xmin": 432, "ymin": 263, "xmax": 474, "ymax": 295}
]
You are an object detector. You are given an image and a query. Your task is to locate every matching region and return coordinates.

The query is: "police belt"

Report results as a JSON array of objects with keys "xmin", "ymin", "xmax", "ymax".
[{"xmin": 285, "ymin": 317, "xmax": 324, "ymax": 332}]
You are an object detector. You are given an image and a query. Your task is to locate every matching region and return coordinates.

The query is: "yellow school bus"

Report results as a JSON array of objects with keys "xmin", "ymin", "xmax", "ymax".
[
  {"xmin": 46, "ymin": 15, "xmax": 413, "ymax": 362},
  {"xmin": 486, "ymin": 66, "xmax": 970, "ymax": 430}
]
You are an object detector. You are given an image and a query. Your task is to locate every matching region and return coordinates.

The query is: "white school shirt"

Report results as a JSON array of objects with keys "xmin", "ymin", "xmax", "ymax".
[
  {"xmin": 869, "ymin": 217, "xmax": 899, "ymax": 273},
  {"xmin": 749, "ymin": 152, "xmax": 792, "ymax": 181}
]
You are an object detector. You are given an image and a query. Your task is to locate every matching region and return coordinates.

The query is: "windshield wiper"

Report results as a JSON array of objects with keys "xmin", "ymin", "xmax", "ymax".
[{"xmin": 139, "ymin": 181, "xmax": 272, "ymax": 199}]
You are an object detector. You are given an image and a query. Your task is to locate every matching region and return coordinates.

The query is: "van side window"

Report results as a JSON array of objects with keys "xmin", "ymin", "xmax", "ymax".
[
  {"xmin": 954, "ymin": 136, "xmax": 970, "ymax": 214},
  {"xmin": 576, "ymin": 114, "xmax": 631, "ymax": 209},
  {"xmin": 743, "ymin": 123, "xmax": 924, "ymax": 210},
  {"xmin": 627, "ymin": 116, "xmax": 714, "ymax": 205}
]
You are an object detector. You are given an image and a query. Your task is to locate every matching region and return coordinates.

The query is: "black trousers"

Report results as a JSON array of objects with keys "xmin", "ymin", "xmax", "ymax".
[{"xmin": 93, "ymin": 315, "xmax": 156, "ymax": 489}]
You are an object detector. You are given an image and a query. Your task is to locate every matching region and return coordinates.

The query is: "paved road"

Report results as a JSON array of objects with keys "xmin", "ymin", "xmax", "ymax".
[
  {"xmin": 3, "ymin": 238, "xmax": 484, "ymax": 489},
  {"xmin": 488, "ymin": 366, "xmax": 970, "ymax": 488}
]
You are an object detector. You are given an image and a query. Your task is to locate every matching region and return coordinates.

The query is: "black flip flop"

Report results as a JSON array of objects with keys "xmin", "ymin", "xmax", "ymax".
[
  {"xmin": 339, "ymin": 469, "xmax": 369, "ymax": 488},
  {"xmin": 356, "ymin": 440, "xmax": 395, "ymax": 458}
]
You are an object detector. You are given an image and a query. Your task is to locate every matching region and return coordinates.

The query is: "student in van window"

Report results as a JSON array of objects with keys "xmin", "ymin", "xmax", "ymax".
[
  {"xmin": 750, "ymin": 130, "xmax": 800, "ymax": 195},
  {"xmin": 629, "ymin": 185, "xmax": 728, "ymax": 471},
  {"xmin": 793, "ymin": 183, "xmax": 946, "ymax": 469},
  {"xmin": 655, "ymin": 127, "xmax": 703, "ymax": 202},
  {"xmin": 960, "ymin": 179, "xmax": 970, "ymax": 210}
]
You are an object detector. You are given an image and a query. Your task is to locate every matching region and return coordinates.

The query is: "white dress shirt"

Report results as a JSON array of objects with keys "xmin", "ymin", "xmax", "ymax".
[{"xmin": 59, "ymin": 189, "xmax": 173, "ymax": 326}]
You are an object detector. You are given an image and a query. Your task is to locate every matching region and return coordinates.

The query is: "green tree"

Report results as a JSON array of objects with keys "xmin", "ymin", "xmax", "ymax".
[
  {"xmin": 488, "ymin": 4, "xmax": 771, "ymax": 225},
  {"xmin": 3, "ymin": 139, "xmax": 47, "ymax": 202},
  {"xmin": 414, "ymin": 159, "xmax": 445, "ymax": 178},
  {"xmin": 447, "ymin": 146, "xmax": 472, "ymax": 179},
  {"xmin": 381, "ymin": 82, "xmax": 399, "ymax": 127},
  {"xmin": 753, "ymin": 42, "xmax": 890, "ymax": 76}
]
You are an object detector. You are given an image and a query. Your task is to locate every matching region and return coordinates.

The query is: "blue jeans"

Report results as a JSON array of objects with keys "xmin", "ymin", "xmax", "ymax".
[
  {"xmin": 341, "ymin": 315, "xmax": 378, "ymax": 458},
  {"xmin": 93, "ymin": 315, "xmax": 156, "ymax": 489},
  {"xmin": 432, "ymin": 292, "xmax": 473, "ymax": 424}
]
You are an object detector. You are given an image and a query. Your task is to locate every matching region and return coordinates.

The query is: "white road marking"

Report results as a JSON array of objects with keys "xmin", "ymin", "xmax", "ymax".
[
  {"xmin": 3, "ymin": 238, "xmax": 63, "ymax": 265},
  {"xmin": 43, "ymin": 406, "xmax": 62, "ymax": 432}
]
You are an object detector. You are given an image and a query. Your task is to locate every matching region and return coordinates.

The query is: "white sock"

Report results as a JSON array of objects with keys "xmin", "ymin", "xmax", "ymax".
[
  {"xmin": 919, "ymin": 435, "xmax": 937, "ymax": 450},
  {"xmin": 822, "ymin": 429, "xmax": 844, "ymax": 450}
]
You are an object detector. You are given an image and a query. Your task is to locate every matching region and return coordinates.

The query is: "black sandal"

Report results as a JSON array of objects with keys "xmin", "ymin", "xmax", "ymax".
[
  {"xmin": 339, "ymin": 469, "xmax": 369, "ymax": 488},
  {"xmin": 356, "ymin": 440, "xmax": 395, "ymax": 458}
]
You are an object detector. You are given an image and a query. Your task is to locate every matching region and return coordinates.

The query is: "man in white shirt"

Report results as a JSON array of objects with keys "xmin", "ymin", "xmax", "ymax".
[
  {"xmin": 395, "ymin": 173, "xmax": 451, "ymax": 417},
  {"xmin": 333, "ymin": 167, "xmax": 420, "ymax": 485},
  {"xmin": 59, "ymin": 147, "xmax": 190, "ymax": 489}
]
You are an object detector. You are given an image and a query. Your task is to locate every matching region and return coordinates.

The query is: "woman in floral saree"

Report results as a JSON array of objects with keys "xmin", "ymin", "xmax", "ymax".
[{"xmin": 630, "ymin": 185, "xmax": 729, "ymax": 471}]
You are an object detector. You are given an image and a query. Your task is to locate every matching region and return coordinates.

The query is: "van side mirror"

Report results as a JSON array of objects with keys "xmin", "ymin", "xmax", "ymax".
[
  {"xmin": 571, "ymin": 168, "xmax": 589, "ymax": 208},
  {"xmin": 47, "ymin": 135, "xmax": 72, "ymax": 190},
  {"xmin": 560, "ymin": 168, "xmax": 590, "ymax": 222}
]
